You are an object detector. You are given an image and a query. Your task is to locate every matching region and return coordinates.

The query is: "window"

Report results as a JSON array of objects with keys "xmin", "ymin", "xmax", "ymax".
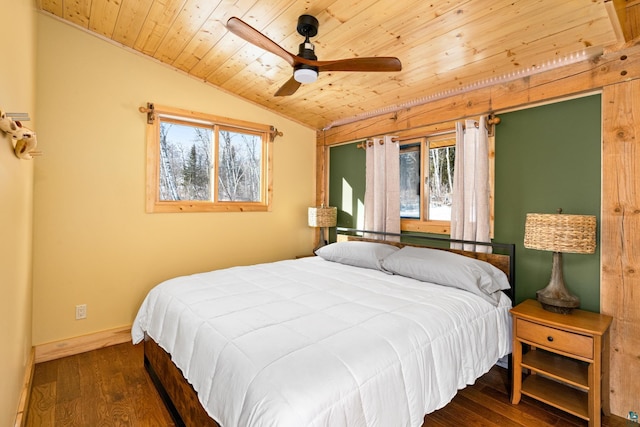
[
  {"xmin": 400, "ymin": 133, "xmax": 456, "ymax": 234},
  {"xmin": 399, "ymin": 130, "xmax": 495, "ymax": 235},
  {"xmin": 146, "ymin": 105, "xmax": 272, "ymax": 213}
]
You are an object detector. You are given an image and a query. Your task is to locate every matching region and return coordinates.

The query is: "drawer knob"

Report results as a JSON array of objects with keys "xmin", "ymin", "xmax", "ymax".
[{"xmin": 547, "ymin": 336, "xmax": 554, "ymax": 342}]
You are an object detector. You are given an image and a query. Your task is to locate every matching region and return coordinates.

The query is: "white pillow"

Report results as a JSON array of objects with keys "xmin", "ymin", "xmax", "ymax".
[
  {"xmin": 381, "ymin": 246, "xmax": 510, "ymax": 305},
  {"xmin": 315, "ymin": 241, "xmax": 399, "ymax": 271}
]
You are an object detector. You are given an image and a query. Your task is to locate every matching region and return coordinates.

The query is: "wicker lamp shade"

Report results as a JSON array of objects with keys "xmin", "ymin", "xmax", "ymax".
[
  {"xmin": 308, "ymin": 206, "xmax": 337, "ymax": 253},
  {"xmin": 524, "ymin": 213, "xmax": 596, "ymax": 254},
  {"xmin": 308, "ymin": 206, "xmax": 337, "ymax": 228},
  {"xmin": 524, "ymin": 211, "xmax": 597, "ymax": 314}
]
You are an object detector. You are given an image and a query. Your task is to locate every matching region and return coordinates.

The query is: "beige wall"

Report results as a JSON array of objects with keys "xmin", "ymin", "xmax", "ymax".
[
  {"xmin": 0, "ymin": 1, "xmax": 36, "ymax": 425},
  {"xmin": 33, "ymin": 14, "xmax": 316, "ymax": 345}
]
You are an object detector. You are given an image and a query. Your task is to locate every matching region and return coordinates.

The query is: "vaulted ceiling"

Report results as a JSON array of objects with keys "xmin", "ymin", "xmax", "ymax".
[{"xmin": 36, "ymin": 0, "xmax": 626, "ymax": 130}]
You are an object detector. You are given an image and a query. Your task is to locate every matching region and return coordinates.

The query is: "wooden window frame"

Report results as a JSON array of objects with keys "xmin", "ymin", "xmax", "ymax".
[
  {"xmin": 145, "ymin": 104, "xmax": 273, "ymax": 213},
  {"xmin": 399, "ymin": 132, "xmax": 495, "ymax": 236}
]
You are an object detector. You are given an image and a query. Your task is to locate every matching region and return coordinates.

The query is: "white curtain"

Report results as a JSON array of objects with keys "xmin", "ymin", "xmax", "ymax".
[
  {"xmin": 364, "ymin": 135, "xmax": 400, "ymax": 238},
  {"xmin": 451, "ymin": 116, "xmax": 491, "ymax": 252}
]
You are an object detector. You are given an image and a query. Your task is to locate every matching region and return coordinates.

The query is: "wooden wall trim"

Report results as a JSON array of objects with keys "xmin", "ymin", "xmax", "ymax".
[
  {"xmin": 13, "ymin": 348, "xmax": 34, "ymax": 427},
  {"xmin": 313, "ymin": 136, "xmax": 328, "ymax": 246},
  {"xmin": 314, "ymin": 137, "xmax": 328, "ymax": 205},
  {"xmin": 34, "ymin": 325, "xmax": 131, "ymax": 363},
  {"xmin": 319, "ymin": 44, "xmax": 640, "ymax": 146},
  {"xmin": 601, "ymin": 79, "xmax": 640, "ymax": 416}
]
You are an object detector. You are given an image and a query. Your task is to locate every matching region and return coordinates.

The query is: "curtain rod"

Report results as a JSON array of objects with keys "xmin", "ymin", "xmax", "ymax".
[
  {"xmin": 355, "ymin": 114, "xmax": 501, "ymax": 149},
  {"xmin": 391, "ymin": 129, "xmax": 455, "ymax": 143},
  {"xmin": 356, "ymin": 137, "xmax": 398, "ymax": 150},
  {"xmin": 139, "ymin": 103, "xmax": 283, "ymax": 142}
]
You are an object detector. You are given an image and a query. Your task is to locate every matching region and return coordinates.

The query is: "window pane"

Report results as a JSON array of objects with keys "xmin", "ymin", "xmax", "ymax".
[
  {"xmin": 147, "ymin": 105, "xmax": 272, "ymax": 213},
  {"xmin": 400, "ymin": 146, "xmax": 420, "ymax": 218},
  {"xmin": 218, "ymin": 130, "xmax": 262, "ymax": 202},
  {"xmin": 159, "ymin": 121, "xmax": 212, "ymax": 201},
  {"xmin": 427, "ymin": 145, "xmax": 455, "ymax": 220}
]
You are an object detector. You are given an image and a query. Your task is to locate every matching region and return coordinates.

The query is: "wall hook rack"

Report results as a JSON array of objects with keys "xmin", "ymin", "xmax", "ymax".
[{"xmin": 0, "ymin": 107, "xmax": 41, "ymax": 160}]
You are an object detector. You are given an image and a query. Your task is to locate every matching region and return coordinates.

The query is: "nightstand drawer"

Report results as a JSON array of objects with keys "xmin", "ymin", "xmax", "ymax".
[{"xmin": 516, "ymin": 318, "xmax": 593, "ymax": 359}]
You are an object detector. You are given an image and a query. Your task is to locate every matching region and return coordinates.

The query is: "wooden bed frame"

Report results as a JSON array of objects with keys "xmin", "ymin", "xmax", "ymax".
[{"xmin": 143, "ymin": 231, "xmax": 516, "ymax": 427}]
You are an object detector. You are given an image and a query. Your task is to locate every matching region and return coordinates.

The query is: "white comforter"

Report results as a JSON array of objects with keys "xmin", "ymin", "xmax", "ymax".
[{"xmin": 132, "ymin": 256, "xmax": 512, "ymax": 427}]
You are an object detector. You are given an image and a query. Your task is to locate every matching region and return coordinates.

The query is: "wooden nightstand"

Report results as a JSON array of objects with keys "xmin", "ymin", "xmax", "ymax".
[{"xmin": 510, "ymin": 299, "xmax": 612, "ymax": 427}]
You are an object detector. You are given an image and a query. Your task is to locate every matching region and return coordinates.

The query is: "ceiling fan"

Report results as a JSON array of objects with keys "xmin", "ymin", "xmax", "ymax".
[{"xmin": 226, "ymin": 15, "xmax": 402, "ymax": 96}]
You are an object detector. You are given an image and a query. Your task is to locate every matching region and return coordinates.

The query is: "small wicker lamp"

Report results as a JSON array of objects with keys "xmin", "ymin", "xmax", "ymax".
[
  {"xmin": 524, "ymin": 210, "xmax": 597, "ymax": 314},
  {"xmin": 308, "ymin": 205, "xmax": 337, "ymax": 252}
]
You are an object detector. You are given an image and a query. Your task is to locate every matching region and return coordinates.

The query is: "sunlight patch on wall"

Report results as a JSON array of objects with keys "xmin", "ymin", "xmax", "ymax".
[
  {"xmin": 357, "ymin": 199, "xmax": 365, "ymax": 229},
  {"xmin": 341, "ymin": 178, "xmax": 353, "ymax": 216}
]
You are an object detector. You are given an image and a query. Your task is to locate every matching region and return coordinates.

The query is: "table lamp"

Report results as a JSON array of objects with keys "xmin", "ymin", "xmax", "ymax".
[
  {"xmin": 523, "ymin": 210, "xmax": 596, "ymax": 314},
  {"xmin": 308, "ymin": 205, "xmax": 337, "ymax": 252}
]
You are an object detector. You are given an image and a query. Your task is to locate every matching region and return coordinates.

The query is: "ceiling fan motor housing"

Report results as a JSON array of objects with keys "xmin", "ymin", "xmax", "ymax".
[
  {"xmin": 297, "ymin": 40, "xmax": 317, "ymax": 61},
  {"xmin": 295, "ymin": 14, "xmax": 319, "ymax": 82},
  {"xmin": 297, "ymin": 15, "xmax": 319, "ymax": 38},
  {"xmin": 294, "ymin": 44, "xmax": 318, "ymax": 82}
]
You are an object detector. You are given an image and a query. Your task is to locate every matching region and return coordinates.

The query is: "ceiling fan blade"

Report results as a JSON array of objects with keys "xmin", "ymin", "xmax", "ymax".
[
  {"xmin": 227, "ymin": 17, "xmax": 296, "ymax": 67},
  {"xmin": 274, "ymin": 77, "xmax": 302, "ymax": 96},
  {"xmin": 315, "ymin": 57, "xmax": 402, "ymax": 72}
]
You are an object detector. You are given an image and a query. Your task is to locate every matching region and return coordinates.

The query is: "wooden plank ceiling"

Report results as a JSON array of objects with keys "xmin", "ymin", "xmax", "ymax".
[{"xmin": 36, "ymin": 0, "xmax": 619, "ymax": 130}]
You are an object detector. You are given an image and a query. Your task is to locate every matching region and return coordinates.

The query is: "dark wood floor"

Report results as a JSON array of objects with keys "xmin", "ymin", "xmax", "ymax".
[
  {"xmin": 27, "ymin": 342, "xmax": 175, "ymax": 426},
  {"xmin": 27, "ymin": 342, "xmax": 628, "ymax": 426}
]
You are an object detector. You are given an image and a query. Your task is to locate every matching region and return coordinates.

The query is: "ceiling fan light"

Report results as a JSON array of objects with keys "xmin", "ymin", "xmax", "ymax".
[{"xmin": 294, "ymin": 68, "xmax": 318, "ymax": 84}]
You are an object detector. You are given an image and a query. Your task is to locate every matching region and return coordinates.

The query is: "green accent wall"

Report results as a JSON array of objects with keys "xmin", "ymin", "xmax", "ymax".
[
  {"xmin": 328, "ymin": 94, "xmax": 601, "ymax": 311},
  {"xmin": 495, "ymin": 95, "xmax": 601, "ymax": 311},
  {"xmin": 328, "ymin": 142, "xmax": 366, "ymax": 242}
]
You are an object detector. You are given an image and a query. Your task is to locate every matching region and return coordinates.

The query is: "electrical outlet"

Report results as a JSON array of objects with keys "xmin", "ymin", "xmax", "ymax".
[{"xmin": 75, "ymin": 304, "xmax": 87, "ymax": 320}]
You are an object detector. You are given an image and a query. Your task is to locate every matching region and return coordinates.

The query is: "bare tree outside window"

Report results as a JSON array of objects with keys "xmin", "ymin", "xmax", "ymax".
[
  {"xmin": 428, "ymin": 145, "xmax": 455, "ymax": 220},
  {"xmin": 159, "ymin": 123, "xmax": 180, "ymax": 201},
  {"xmin": 147, "ymin": 105, "xmax": 271, "ymax": 213},
  {"xmin": 218, "ymin": 130, "xmax": 262, "ymax": 202},
  {"xmin": 159, "ymin": 121, "xmax": 212, "ymax": 201},
  {"xmin": 399, "ymin": 136, "xmax": 455, "ymax": 223}
]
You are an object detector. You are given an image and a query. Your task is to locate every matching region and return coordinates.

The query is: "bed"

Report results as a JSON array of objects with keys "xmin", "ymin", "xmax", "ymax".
[{"xmin": 132, "ymin": 232, "xmax": 515, "ymax": 427}]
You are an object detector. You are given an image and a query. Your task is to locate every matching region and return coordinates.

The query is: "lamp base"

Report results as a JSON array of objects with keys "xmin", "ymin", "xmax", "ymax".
[
  {"xmin": 537, "ymin": 298, "xmax": 578, "ymax": 314},
  {"xmin": 312, "ymin": 227, "xmax": 329, "ymax": 254},
  {"xmin": 536, "ymin": 252, "xmax": 580, "ymax": 314}
]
